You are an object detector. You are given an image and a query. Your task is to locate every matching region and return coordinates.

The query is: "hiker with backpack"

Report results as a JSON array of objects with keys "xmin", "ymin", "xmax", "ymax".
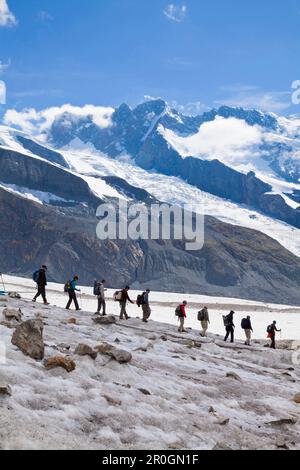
[
  {"xmin": 224, "ymin": 310, "xmax": 235, "ymax": 343},
  {"xmin": 32, "ymin": 265, "xmax": 49, "ymax": 305},
  {"xmin": 118, "ymin": 286, "xmax": 134, "ymax": 320},
  {"xmin": 65, "ymin": 276, "xmax": 81, "ymax": 311},
  {"xmin": 94, "ymin": 279, "xmax": 107, "ymax": 316},
  {"xmin": 175, "ymin": 301, "xmax": 187, "ymax": 333},
  {"xmin": 267, "ymin": 321, "xmax": 281, "ymax": 349},
  {"xmin": 137, "ymin": 289, "xmax": 151, "ymax": 323},
  {"xmin": 241, "ymin": 316, "xmax": 253, "ymax": 346},
  {"xmin": 198, "ymin": 306, "xmax": 210, "ymax": 337}
]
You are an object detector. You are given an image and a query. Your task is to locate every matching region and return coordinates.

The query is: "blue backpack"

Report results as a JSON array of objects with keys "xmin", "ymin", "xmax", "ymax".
[{"xmin": 33, "ymin": 270, "xmax": 40, "ymax": 283}]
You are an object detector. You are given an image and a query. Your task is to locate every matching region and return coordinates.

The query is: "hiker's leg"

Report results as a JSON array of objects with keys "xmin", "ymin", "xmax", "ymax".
[
  {"xmin": 224, "ymin": 327, "xmax": 229, "ymax": 341},
  {"xmin": 66, "ymin": 293, "xmax": 72, "ymax": 309},
  {"xmin": 97, "ymin": 296, "xmax": 101, "ymax": 313},
  {"xmin": 102, "ymin": 300, "xmax": 106, "ymax": 315},
  {"xmin": 230, "ymin": 327, "xmax": 234, "ymax": 343},
  {"xmin": 74, "ymin": 293, "xmax": 80, "ymax": 310},
  {"xmin": 271, "ymin": 334, "xmax": 276, "ymax": 349},
  {"xmin": 41, "ymin": 286, "xmax": 47, "ymax": 303},
  {"xmin": 33, "ymin": 286, "xmax": 41, "ymax": 300},
  {"xmin": 179, "ymin": 317, "xmax": 184, "ymax": 332},
  {"xmin": 120, "ymin": 301, "xmax": 126, "ymax": 319},
  {"xmin": 146, "ymin": 306, "xmax": 151, "ymax": 320}
]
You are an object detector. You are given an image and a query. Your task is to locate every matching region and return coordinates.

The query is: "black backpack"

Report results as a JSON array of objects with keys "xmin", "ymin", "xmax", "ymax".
[
  {"xmin": 64, "ymin": 280, "xmax": 71, "ymax": 293},
  {"xmin": 137, "ymin": 293, "xmax": 144, "ymax": 308},
  {"xmin": 198, "ymin": 309, "xmax": 206, "ymax": 321},
  {"xmin": 223, "ymin": 315, "xmax": 231, "ymax": 327},
  {"xmin": 175, "ymin": 305, "xmax": 182, "ymax": 317},
  {"xmin": 93, "ymin": 281, "xmax": 101, "ymax": 296},
  {"xmin": 241, "ymin": 318, "xmax": 248, "ymax": 329},
  {"xmin": 267, "ymin": 324, "xmax": 273, "ymax": 334}
]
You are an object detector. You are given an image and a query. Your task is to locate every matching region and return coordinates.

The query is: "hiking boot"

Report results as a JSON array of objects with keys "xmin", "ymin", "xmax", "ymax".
[
  {"xmin": 32, "ymin": 299, "xmax": 36, "ymax": 303},
  {"xmin": 44, "ymin": 302, "xmax": 50, "ymax": 306}
]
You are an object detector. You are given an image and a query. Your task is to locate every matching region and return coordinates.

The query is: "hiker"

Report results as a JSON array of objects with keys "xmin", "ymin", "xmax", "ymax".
[
  {"xmin": 95, "ymin": 280, "xmax": 107, "ymax": 316},
  {"xmin": 32, "ymin": 265, "xmax": 49, "ymax": 305},
  {"xmin": 176, "ymin": 301, "xmax": 187, "ymax": 333},
  {"xmin": 198, "ymin": 306, "xmax": 210, "ymax": 337},
  {"xmin": 141, "ymin": 289, "xmax": 151, "ymax": 323},
  {"xmin": 224, "ymin": 310, "xmax": 235, "ymax": 343},
  {"xmin": 66, "ymin": 276, "xmax": 81, "ymax": 311},
  {"xmin": 119, "ymin": 286, "xmax": 134, "ymax": 320},
  {"xmin": 267, "ymin": 321, "xmax": 281, "ymax": 349},
  {"xmin": 241, "ymin": 315, "xmax": 253, "ymax": 346}
]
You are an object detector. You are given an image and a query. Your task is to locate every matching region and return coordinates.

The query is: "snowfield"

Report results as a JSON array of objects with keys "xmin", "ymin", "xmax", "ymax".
[{"xmin": 1, "ymin": 276, "xmax": 300, "ymax": 450}]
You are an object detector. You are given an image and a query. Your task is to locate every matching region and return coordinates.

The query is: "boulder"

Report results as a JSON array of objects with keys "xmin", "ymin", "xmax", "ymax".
[
  {"xmin": 93, "ymin": 315, "xmax": 116, "ymax": 325},
  {"xmin": 3, "ymin": 308, "xmax": 22, "ymax": 322},
  {"xmin": 75, "ymin": 344, "xmax": 97, "ymax": 360},
  {"xmin": 44, "ymin": 356, "xmax": 76, "ymax": 372},
  {"xmin": 8, "ymin": 292, "xmax": 21, "ymax": 299},
  {"xmin": 226, "ymin": 371, "xmax": 242, "ymax": 382},
  {"xmin": 95, "ymin": 342, "xmax": 132, "ymax": 363},
  {"xmin": 293, "ymin": 393, "xmax": 300, "ymax": 404},
  {"xmin": 11, "ymin": 319, "xmax": 44, "ymax": 360},
  {"xmin": 103, "ymin": 395, "xmax": 122, "ymax": 406},
  {"xmin": 67, "ymin": 318, "xmax": 77, "ymax": 325},
  {"xmin": 0, "ymin": 384, "xmax": 12, "ymax": 396},
  {"xmin": 138, "ymin": 388, "xmax": 151, "ymax": 396}
]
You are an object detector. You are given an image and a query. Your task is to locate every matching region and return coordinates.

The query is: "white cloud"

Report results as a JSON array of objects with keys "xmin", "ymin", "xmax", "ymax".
[
  {"xmin": 37, "ymin": 11, "xmax": 54, "ymax": 22},
  {"xmin": 3, "ymin": 104, "xmax": 115, "ymax": 136},
  {"xmin": 0, "ymin": 0, "xmax": 17, "ymax": 27},
  {"xmin": 216, "ymin": 86, "xmax": 291, "ymax": 113},
  {"xmin": 163, "ymin": 4, "xmax": 187, "ymax": 23},
  {"xmin": 159, "ymin": 116, "xmax": 263, "ymax": 164},
  {"xmin": 171, "ymin": 100, "xmax": 208, "ymax": 116}
]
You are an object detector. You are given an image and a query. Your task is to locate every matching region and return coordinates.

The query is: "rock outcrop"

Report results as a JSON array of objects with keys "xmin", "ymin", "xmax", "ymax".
[{"xmin": 11, "ymin": 319, "xmax": 44, "ymax": 360}]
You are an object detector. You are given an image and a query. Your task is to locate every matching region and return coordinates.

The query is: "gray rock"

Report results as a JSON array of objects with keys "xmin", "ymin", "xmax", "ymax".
[
  {"xmin": 75, "ymin": 343, "xmax": 97, "ymax": 360},
  {"xmin": 95, "ymin": 342, "xmax": 132, "ymax": 363},
  {"xmin": 0, "ymin": 384, "xmax": 12, "ymax": 396},
  {"xmin": 93, "ymin": 315, "xmax": 116, "ymax": 325},
  {"xmin": 226, "ymin": 371, "xmax": 242, "ymax": 382},
  {"xmin": 3, "ymin": 308, "xmax": 22, "ymax": 322},
  {"xmin": 11, "ymin": 319, "xmax": 44, "ymax": 360},
  {"xmin": 138, "ymin": 388, "xmax": 151, "ymax": 396}
]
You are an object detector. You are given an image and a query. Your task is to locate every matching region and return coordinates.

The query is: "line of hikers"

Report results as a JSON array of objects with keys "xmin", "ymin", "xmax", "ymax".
[{"xmin": 31, "ymin": 265, "xmax": 282, "ymax": 349}]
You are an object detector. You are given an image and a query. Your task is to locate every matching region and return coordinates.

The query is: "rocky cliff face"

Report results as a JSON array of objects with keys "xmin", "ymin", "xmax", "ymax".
[{"xmin": 1, "ymin": 187, "xmax": 300, "ymax": 305}]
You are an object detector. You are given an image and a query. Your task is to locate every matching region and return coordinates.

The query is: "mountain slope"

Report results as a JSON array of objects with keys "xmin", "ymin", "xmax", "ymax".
[
  {"xmin": 1, "ymin": 186, "xmax": 300, "ymax": 304},
  {"xmin": 45, "ymin": 100, "xmax": 300, "ymax": 229}
]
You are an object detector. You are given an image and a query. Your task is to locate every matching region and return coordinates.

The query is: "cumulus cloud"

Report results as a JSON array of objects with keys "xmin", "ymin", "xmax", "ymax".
[
  {"xmin": 163, "ymin": 4, "xmax": 187, "ymax": 23},
  {"xmin": 0, "ymin": 0, "xmax": 17, "ymax": 27},
  {"xmin": 159, "ymin": 116, "xmax": 263, "ymax": 166},
  {"xmin": 3, "ymin": 104, "xmax": 115, "ymax": 136}
]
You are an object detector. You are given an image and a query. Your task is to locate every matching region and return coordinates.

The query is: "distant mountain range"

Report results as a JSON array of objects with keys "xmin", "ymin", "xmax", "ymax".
[{"xmin": 0, "ymin": 99, "xmax": 300, "ymax": 304}]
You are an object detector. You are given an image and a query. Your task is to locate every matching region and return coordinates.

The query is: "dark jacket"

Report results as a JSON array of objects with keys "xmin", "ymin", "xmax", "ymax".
[
  {"xmin": 242, "ymin": 318, "xmax": 253, "ymax": 331},
  {"xmin": 121, "ymin": 289, "xmax": 133, "ymax": 303},
  {"xmin": 226, "ymin": 312, "xmax": 235, "ymax": 328},
  {"xmin": 37, "ymin": 269, "xmax": 47, "ymax": 287}
]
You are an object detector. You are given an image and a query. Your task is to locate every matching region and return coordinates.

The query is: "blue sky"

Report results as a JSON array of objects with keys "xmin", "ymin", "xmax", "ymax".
[{"xmin": 0, "ymin": 0, "xmax": 300, "ymax": 115}]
